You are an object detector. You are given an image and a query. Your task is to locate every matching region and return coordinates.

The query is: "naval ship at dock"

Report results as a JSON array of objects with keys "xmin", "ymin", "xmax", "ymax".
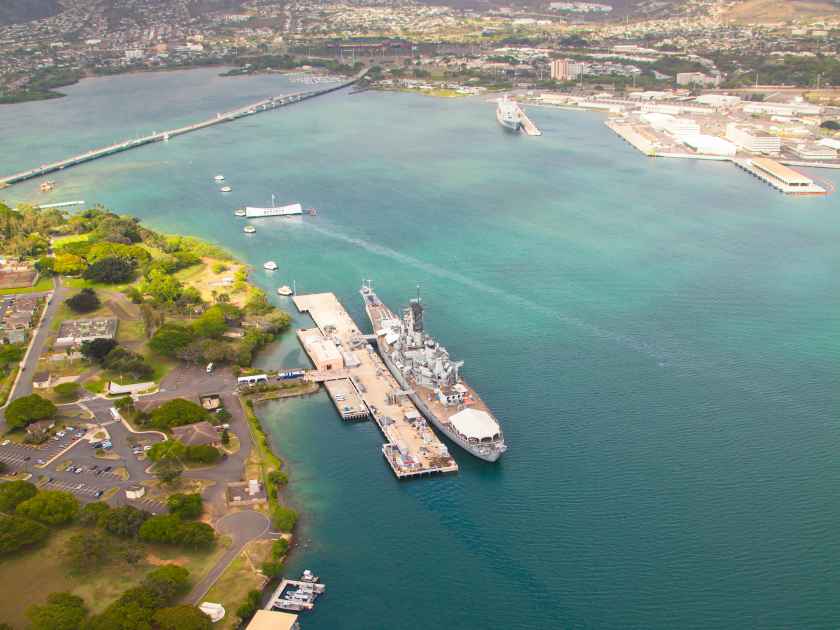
[{"xmin": 360, "ymin": 282, "xmax": 507, "ymax": 462}]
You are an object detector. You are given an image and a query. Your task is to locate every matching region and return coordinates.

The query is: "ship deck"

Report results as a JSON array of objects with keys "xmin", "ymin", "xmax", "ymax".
[
  {"xmin": 293, "ymin": 293, "xmax": 458, "ymax": 479},
  {"xmin": 366, "ymin": 299, "xmax": 498, "ymax": 427}
]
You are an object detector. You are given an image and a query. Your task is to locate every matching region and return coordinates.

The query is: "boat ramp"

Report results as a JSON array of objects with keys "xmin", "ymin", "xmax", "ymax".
[{"xmin": 293, "ymin": 292, "xmax": 458, "ymax": 479}]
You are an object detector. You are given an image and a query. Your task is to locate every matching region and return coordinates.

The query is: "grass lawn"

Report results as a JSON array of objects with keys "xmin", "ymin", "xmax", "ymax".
[
  {"xmin": 62, "ymin": 277, "xmax": 134, "ymax": 292},
  {"xmin": 0, "ymin": 366, "xmax": 18, "ymax": 406},
  {"xmin": 202, "ymin": 539, "xmax": 272, "ymax": 630},
  {"xmin": 0, "ymin": 275, "xmax": 53, "ymax": 295},
  {"xmin": 0, "ymin": 525, "xmax": 228, "ymax": 629}
]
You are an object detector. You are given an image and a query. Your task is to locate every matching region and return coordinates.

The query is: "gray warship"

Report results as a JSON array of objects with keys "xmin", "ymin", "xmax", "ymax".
[{"xmin": 360, "ymin": 281, "xmax": 507, "ymax": 462}]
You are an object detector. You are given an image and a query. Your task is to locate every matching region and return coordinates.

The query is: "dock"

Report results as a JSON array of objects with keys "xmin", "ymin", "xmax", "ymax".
[
  {"xmin": 517, "ymin": 105, "xmax": 542, "ymax": 136},
  {"xmin": 293, "ymin": 292, "xmax": 458, "ymax": 479},
  {"xmin": 605, "ymin": 119, "xmax": 828, "ymax": 195},
  {"xmin": 0, "ymin": 69, "xmax": 367, "ymax": 188},
  {"xmin": 732, "ymin": 157, "xmax": 827, "ymax": 195}
]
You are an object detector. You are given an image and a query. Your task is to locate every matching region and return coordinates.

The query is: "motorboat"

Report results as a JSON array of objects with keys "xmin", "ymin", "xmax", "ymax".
[
  {"xmin": 263, "ymin": 261, "xmax": 278, "ymax": 271},
  {"xmin": 234, "ymin": 208, "xmax": 246, "ymax": 217},
  {"xmin": 220, "ymin": 186, "xmax": 232, "ymax": 193},
  {"xmin": 243, "ymin": 225, "xmax": 256, "ymax": 234},
  {"xmin": 214, "ymin": 175, "xmax": 225, "ymax": 181},
  {"xmin": 277, "ymin": 285, "xmax": 293, "ymax": 296}
]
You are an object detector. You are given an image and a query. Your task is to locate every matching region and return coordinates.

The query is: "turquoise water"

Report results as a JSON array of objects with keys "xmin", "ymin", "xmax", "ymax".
[{"xmin": 3, "ymin": 69, "xmax": 840, "ymax": 629}]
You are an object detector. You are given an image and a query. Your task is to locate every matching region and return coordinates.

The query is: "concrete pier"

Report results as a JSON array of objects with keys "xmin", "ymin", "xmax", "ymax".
[
  {"xmin": 293, "ymin": 293, "xmax": 458, "ymax": 479},
  {"xmin": 517, "ymin": 105, "xmax": 542, "ymax": 136}
]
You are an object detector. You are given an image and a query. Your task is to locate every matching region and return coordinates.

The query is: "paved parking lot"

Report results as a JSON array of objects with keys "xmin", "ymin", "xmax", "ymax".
[
  {"xmin": 0, "ymin": 432, "xmax": 81, "ymax": 468},
  {"xmin": 40, "ymin": 477, "xmax": 108, "ymax": 499}
]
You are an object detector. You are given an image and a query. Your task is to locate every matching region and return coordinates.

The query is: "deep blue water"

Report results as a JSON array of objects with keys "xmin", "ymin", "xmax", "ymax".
[{"xmin": 3, "ymin": 68, "xmax": 840, "ymax": 629}]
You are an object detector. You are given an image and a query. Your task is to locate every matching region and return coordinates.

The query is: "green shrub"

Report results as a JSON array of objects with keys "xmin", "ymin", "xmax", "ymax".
[
  {"xmin": 150, "ymin": 398, "xmax": 207, "ymax": 430},
  {"xmin": 52, "ymin": 382, "xmax": 79, "ymax": 402},
  {"xmin": 0, "ymin": 514, "xmax": 49, "ymax": 555}
]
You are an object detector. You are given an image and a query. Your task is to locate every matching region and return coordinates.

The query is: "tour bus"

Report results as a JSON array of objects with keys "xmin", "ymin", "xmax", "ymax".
[{"xmin": 237, "ymin": 374, "xmax": 269, "ymax": 387}]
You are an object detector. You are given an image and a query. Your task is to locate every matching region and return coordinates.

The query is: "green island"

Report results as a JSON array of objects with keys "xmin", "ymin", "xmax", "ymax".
[{"xmin": 0, "ymin": 201, "xmax": 307, "ymax": 630}]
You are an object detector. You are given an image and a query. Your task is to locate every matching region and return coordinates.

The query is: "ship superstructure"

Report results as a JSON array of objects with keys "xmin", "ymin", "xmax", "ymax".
[{"xmin": 361, "ymin": 282, "xmax": 507, "ymax": 462}]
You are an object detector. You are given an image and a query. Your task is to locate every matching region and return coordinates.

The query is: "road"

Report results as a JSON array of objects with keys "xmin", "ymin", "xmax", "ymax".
[
  {"xmin": 5, "ymin": 276, "xmax": 68, "ymax": 403},
  {"xmin": 187, "ymin": 509, "xmax": 271, "ymax": 604}
]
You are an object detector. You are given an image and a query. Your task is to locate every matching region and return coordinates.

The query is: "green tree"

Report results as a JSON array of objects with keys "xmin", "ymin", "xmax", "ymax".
[
  {"xmin": 153, "ymin": 458, "xmax": 184, "ymax": 485},
  {"xmin": 100, "ymin": 505, "xmax": 149, "ymax": 538},
  {"xmin": 64, "ymin": 530, "xmax": 113, "ymax": 572},
  {"xmin": 245, "ymin": 288, "xmax": 273, "ymax": 315},
  {"xmin": 192, "ymin": 305, "xmax": 227, "ymax": 338},
  {"xmin": 142, "ymin": 564, "xmax": 191, "ymax": 601},
  {"xmin": 147, "ymin": 439, "xmax": 186, "ymax": 462},
  {"xmin": 78, "ymin": 501, "xmax": 110, "ymax": 527},
  {"xmin": 16, "ymin": 490, "xmax": 79, "ymax": 525},
  {"xmin": 138, "ymin": 514, "xmax": 182, "ymax": 544},
  {"xmin": 65, "ymin": 288, "xmax": 100, "ymax": 313},
  {"xmin": 0, "ymin": 514, "xmax": 49, "ymax": 554},
  {"xmin": 80, "ymin": 337, "xmax": 118, "ymax": 363},
  {"xmin": 85, "ymin": 599, "xmax": 154, "ymax": 630},
  {"xmin": 261, "ymin": 560, "xmax": 283, "ymax": 578},
  {"xmin": 83, "ymin": 256, "xmax": 136, "ymax": 283},
  {"xmin": 176, "ymin": 521, "xmax": 215, "ymax": 549},
  {"xmin": 167, "ymin": 493, "xmax": 202, "ymax": 520},
  {"xmin": 27, "ymin": 592, "xmax": 88, "ymax": 630},
  {"xmin": 0, "ymin": 480, "xmax": 37, "ymax": 512},
  {"xmin": 52, "ymin": 254, "xmax": 87, "ymax": 276},
  {"xmin": 271, "ymin": 505, "xmax": 298, "ymax": 532},
  {"xmin": 152, "ymin": 606, "xmax": 212, "ymax": 630},
  {"xmin": 149, "ymin": 398, "xmax": 207, "ymax": 430},
  {"xmin": 102, "ymin": 346, "xmax": 153, "ymax": 380},
  {"xmin": 185, "ymin": 444, "xmax": 221, "ymax": 464},
  {"xmin": 141, "ymin": 268, "xmax": 183, "ymax": 303},
  {"xmin": 236, "ymin": 590, "xmax": 262, "ymax": 623},
  {"xmin": 5, "ymin": 393, "xmax": 56, "ymax": 429},
  {"xmin": 149, "ymin": 323, "xmax": 195, "ymax": 357}
]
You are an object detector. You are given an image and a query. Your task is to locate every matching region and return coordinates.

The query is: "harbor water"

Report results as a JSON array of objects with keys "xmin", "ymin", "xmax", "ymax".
[{"xmin": 3, "ymin": 68, "xmax": 840, "ymax": 629}]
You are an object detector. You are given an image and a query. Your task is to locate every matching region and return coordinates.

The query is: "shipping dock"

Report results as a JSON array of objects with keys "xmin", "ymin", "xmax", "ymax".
[{"xmin": 293, "ymin": 293, "xmax": 458, "ymax": 479}]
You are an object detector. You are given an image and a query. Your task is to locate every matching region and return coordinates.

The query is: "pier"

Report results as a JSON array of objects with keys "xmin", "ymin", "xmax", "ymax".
[
  {"xmin": 293, "ymin": 292, "xmax": 458, "ymax": 479},
  {"xmin": 0, "ymin": 70, "xmax": 367, "ymax": 188},
  {"xmin": 605, "ymin": 119, "xmax": 828, "ymax": 195}
]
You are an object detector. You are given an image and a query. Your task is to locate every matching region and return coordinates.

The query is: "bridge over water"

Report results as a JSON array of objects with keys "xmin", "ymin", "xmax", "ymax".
[{"xmin": 0, "ymin": 69, "xmax": 367, "ymax": 188}]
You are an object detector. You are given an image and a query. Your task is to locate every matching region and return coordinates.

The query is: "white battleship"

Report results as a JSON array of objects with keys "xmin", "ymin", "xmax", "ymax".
[
  {"xmin": 361, "ymin": 282, "xmax": 507, "ymax": 462},
  {"xmin": 496, "ymin": 97, "xmax": 521, "ymax": 132}
]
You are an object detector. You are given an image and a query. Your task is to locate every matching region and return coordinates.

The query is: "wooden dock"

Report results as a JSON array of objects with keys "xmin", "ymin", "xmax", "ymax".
[{"xmin": 293, "ymin": 293, "xmax": 458, "ymax": 479}]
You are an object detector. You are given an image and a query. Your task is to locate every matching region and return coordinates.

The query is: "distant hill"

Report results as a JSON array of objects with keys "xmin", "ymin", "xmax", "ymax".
[
  {"xmin": 724, "ymin": 0, "xmax": 840, "ymax": 22},
  {"xmin": 0, "ymin": 0, "xmax": 60, "ymax": 25}
]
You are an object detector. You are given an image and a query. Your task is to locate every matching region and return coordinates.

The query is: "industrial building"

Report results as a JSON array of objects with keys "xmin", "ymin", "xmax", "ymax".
[
  {"xmin": 694, "ymin": 94, "xmax": 741, "ymax": 108},
  {"xmin": 680, "ymin": 134, "xmax": 737, "ymax": 156},
  {"xmin": 789, "ymin": 143, "xmax": 837, "ymax": 160},
  {"xmin": 725, "ymin": 124, "xmax": 781, "ymax": 155},
  {"xmin": 742, "ymin": 102, "xmax": 822, "ymax": 117},
  {"xmin": 640, "ymin": 112, "xmax": 700, "ymax": 138}
]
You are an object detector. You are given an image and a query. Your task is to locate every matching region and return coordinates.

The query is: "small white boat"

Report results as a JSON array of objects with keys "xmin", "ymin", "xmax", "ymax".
[
  {"xmin": 301, "ymin": 569, "xmax": 319, "ymax": 583},
  {"xmin": 234, "ymin": 208, "xmax": 246, "ymax": 217},
  {"xmin": 277, "ymin": 285, "xmax": 293, "ymax": 296},
  {"xmin": 220, "ymin": 186, "xmax": 232, "ymax": 193},
  {"xmin": 243, "ymin": 225, "xmax": 256, "ymax": 234},
  {"xmin": 214, "ymin": 174, "xmax": 225, "ymax": 181},
  {"xmin": 263, "ymin": 261, "xmax": 278, "ymax": 271}
]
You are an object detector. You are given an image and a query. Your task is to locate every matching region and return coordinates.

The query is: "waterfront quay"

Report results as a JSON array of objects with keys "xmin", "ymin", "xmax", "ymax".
[
  {"xmin": 293, "ymin": 293, "xmax": 458, "ymax": 479},
  {"xmin": 605, "ymin": 119, "xmax": 829, "ymax": 196}
]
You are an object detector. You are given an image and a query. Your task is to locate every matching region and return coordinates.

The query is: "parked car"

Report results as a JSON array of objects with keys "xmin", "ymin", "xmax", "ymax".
[
  {"xmin": 95, "ymin": 490, "xmax": 103, "ymax": 498},
  {"xmin": 1, "ymin": 440, "xmax": 9, "ymax": 446},
  {"xmin": 143, "ymin": 445, "xmax": 152, "ymax": 451},
  {"xmin": 103, "ymin": 466, "xmax": 112, "ymax": 472},
  {"xmin": 65, "ymin": 426, "xmax": 74, "ymax": 432}
]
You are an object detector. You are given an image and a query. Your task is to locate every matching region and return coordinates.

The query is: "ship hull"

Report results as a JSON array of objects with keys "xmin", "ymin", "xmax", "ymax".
[
  {"xmin": 496, "ymin": 111, "xmax": 521, "ymax": 132},
  {"xmin": 362, "ymin": 296, "xmax": 505, "ymax": 462}
]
